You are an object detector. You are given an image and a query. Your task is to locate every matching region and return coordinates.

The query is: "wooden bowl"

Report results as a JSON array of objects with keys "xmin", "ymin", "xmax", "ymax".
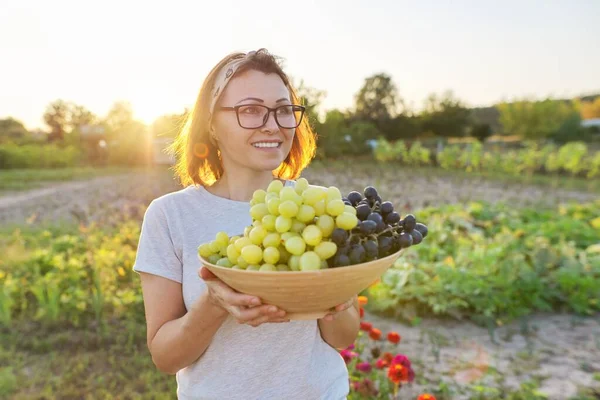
[{"xmin": 199, "ymin": 248, "xmax": 403, "ymax": 320}]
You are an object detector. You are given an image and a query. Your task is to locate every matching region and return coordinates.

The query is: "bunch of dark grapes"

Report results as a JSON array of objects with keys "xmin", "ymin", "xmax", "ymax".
[{"xmin": 328, "ymin": 186, "xmax": 428, "ymax": 268}]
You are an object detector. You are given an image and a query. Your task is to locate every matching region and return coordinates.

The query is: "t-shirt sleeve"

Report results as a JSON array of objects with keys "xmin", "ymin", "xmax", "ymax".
[{"xmin": 132, "ymin": 199, "xmax": 183, "ymax": 284}]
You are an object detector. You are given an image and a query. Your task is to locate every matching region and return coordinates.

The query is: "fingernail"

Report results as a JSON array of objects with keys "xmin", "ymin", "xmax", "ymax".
[
  {"xmin": 269, "ymin": 306, "xmax": 277, "ymax": 313},
  {"xmin": 251, "ymin": 298, "xmax": 260, "ymax": 306}
]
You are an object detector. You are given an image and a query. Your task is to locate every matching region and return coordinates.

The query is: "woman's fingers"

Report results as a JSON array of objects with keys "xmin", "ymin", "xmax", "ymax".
[{"xmin": 234, "ymin": 304, "xmax": 286, "ymax": 325}]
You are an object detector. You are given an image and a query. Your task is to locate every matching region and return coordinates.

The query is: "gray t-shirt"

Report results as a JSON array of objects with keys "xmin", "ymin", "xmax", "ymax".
[{"xmin": 132, "ymin": 181, "xmax": 350, "ymax": 400}]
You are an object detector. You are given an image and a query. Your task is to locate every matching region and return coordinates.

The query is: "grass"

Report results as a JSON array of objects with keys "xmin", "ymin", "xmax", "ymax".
[{"xmin": 0, "ymin": 166, "xmax": 132, "ymax": 193}]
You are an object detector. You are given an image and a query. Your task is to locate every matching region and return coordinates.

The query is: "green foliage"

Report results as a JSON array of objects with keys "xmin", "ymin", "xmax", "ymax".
[
  {"xmin": 420, "ymin": 91, "xmax": 472, "ymax": 138},
  {"xmin": 0, "ymin": 143, "xmax": 80, "ymax": 168},
  {"xmin": 367, "ymin": 200, "xmax": 600, "ymax": 326}
]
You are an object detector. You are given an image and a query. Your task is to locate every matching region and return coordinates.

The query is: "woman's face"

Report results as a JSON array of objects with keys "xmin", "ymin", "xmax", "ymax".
[{"xmin": 211, "ymin": 69, "xmax": 296, "ymax": 174}]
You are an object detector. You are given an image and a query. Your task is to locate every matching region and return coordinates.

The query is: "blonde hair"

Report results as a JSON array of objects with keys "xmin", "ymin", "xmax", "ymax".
[{"xmin": 168, "ymin": 48, "xmax": 317, "ymax": 187}]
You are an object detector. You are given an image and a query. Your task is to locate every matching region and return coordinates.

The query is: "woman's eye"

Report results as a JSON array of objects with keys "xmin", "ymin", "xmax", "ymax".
[{"xmin": 240, "ymin": 106, "xmax": 261, "ymax": 114}]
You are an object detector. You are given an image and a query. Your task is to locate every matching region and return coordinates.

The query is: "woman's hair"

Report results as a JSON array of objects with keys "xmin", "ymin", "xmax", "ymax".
[{"xmin": 168, "ymin": 48, "xmax": 317, "ymax": 187}]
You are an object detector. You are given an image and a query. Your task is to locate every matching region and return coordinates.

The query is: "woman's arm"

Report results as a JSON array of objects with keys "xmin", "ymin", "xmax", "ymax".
[
  {"xmin": 318, "ymin": 296, "xmax": 361, "ymax": 350},
  {"xmin": 140, "ymin": 273, "xmax": 229, "ymax": 375}
]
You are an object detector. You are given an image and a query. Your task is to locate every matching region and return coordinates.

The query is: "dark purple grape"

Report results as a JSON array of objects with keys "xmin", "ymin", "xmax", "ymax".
[
  {"xmin": 347, "ymin": 191, "xmax": 363, "ymax": 206},
  {"xmin": 374, "ymin": 195, "xmax": 382, "ymax": 204},
  {"xmin": 381, "ymin": 225, "xmax": 393, "ymax": 237},
  {"xmin": 331, "ymin": 228, "xmax": 348, "ymax": 246},
  {"xmin": 378, "ymin": 236, "xmax": 392, "ymax": 256},
  {"xmin": 356, "ymin": 204, "xmax": 371, "ymax": 221},
  {"xmin": 336, "ymin": 242, "xmax": 351, "ymax": 256},
  {"xmin": 403, "ymin": 214, "xmax": 416, "ymax": 232},
  {"xmin": 334, "ymin": 254, "xmax": 350, "ymax": 267},
  {"xmin": 415, "ymin": 223, "xmax": 428, "ymax": 238},
  {"xmin": 364, "ymin": 186, "xmax": 378, "ymax": 199},
  {"xmin": 349, "ymin": 244, "xmax": 366, "ymax": 264},
  {"xmin": 364, "ymin": 240, "xmax": 378, "ymax": 259},
  {"xmin": 398, "ymin": 232, "xmax": 413, "ymax": 248},
  {"xmin": 380, "ymin": 201, "xmax": 394, "ymax": 214},
  {"xmin": 385, "ymin": 211, "xmax": 400, "ymax": 225},
  {"xmin": 358, "ymin": 199, "xmax": 369, "ymax": 206},
  {"xmin": 410, "ymin": 229, "xmax": 423, "ymax": 245},
  {"xmin": 343, "ymin": 200, "xmax": 352, "ymax": 206},
  {"xmin": 367, "ymin": 213, "xmax": 383, "ymax": 225},
  {"xmin": 360, "ymin": 220, "xmax": 377, "ymax": 235},
  {"xmin": 375, "ymin": 221, "xmax": 386, "ymax": 233}
]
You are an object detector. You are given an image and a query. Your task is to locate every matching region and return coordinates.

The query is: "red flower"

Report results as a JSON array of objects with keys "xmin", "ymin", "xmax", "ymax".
[
  {"xmin": 360, "ymin": 321, "xmax": 372, "ymax": 332},
  {"xmin": 359, "ymin": 307, "xmax": 364, "ymax": 319},
  {"xmin": 356, "ymin": 361, "xmax": 372, "ymax": 373},
  {"xmin": 340, "ymin": 349, "xmax": 357, "ymax": 364},
  {"xmin": 369, "ymin": 328, "xmax": 382, "ymax": 340},
  {"xmin": 387, "ymin": 331, "xmax": 401, "ymax": 344},
  {"xmin": 387, "ymin": 354, "xmax": 415, "ymax": 384},
  {"xmin": 383, "ymin": 352, "xmax": 394, "ymax": 363},
  {"xmin": 418, "ymin": 394, "xmax": 437, "ymax": 400},
  {"xmin": 375, "ymin": 358, "xmax": 389, "ymax": 369}
]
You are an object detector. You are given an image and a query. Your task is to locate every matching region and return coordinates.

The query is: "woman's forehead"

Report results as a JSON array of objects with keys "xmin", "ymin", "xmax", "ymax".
[{"xmin": 220, "ymin": 70, "xmax": 290, "ymax": 103}]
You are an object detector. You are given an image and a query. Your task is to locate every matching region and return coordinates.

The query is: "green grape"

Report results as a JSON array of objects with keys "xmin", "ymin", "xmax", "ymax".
[
  {"xmin": 276, "ymin": 264, "xmax": 291, "ymax": 272},
  {"xmin": 326, "ymin": 199, "xmax": 345, "ymax": 216},
  {"xmin": 263, "ymin": 246, "xmax": 280, "ymax": 264},
  {"xmin": 281, "ymin": 231, "xmax": 299, "ymax": 242},
  {"xmin": 249, "ymin": 226, "xmax": 267, "ymax": 245},
  {"xmin": 262, "ymin": 232, "xmax": 281, "ymax": 248},
  {"xmin": 234, "ymin": 237, "xmax": 252, "ymax": 251},
  {"xmin": 327, "ymin": 186, "xmax": 342, "ymax": 202},
  {"xmin": 208, "ymin": 254, "xmax": 221, "ymax": 264},
  {"xmin": 315, "ymin": 241, "xmax": 337, "ymax": 260},
  {"xmin": 252, "ymin": 189, "xmax": 267, "ymax": 203},
  {"xmin": 215, "ymin": 232, "xmax": 229, "ymax": 247},
  {"xmin": 219, "ymin": 245, "xmax": 228, "ymax": 257},
  {"xmin": 336, "ymin": 212, "xmax": 359, "ymax": 230},
  {"xmin": 252, "ymin": 220, "xmax": 262, "ymax": 228},
  {"xmin": 344, "ymin": 205, "xmax": 357, "ymax": 216},
  {"xmin": 285, "ymin": 236, "xmax": 306, "ymax": 256},
  {"xmin": 262, "ymin": 214, "xmax": 276, "ymax": 231},
  {"xmin": 267, "ymin": 180, "xmax": 284, "ymax": 193},
  {"xmin": 294, "ymin": 177, "xmax": 309, "ymax": 194},
  {"xmin": 280, "ymin": 187, "xmax": 297, "ymax": 202},
  {"xmin": 209, "ymin": 241, "xmax": 220, "ymax": 253},
  {"xmin": 314, "ymin": 200, "xmax": 326, "ymax": 216},
  {"xmin": 316, "ymin": 215, "xmax": 335, "ymax": 237},
  {"xmin": 232, "ymin": 265, "xmax": 243, "ymax": 270},
  {"xmin": 299, "ymin": 252, "xmax": 321, "ymax": 271},
  {"xmin": 241, "ymin": 245, "xmax": 262, "ymax": 264},
  {"xmin": 275, "ymin": 215, "xmax": 292, "ymax": 233},
  {"xmin": 198, "ymin": 243, "xmax": 213, "ymax": 258},
  {"xmin": 237, "ymin": 257, "xmax": 249, "ymax": 269},
  {"xmin": 226, "ymin": 244, "xmax": 240, "ymax": 264},
  {"xmin": 250, "ymin": 203, "xmax": 269, "ymax": 221},
  {"xmin": 267, "ymin": 198, "xmax": 281, "ymax": 216},
  {"xmin": 249, "ymin": 199, "xmax": 256, "ymax": 207},
  {"xmin": 291, "ymin": 219, "xmax": 306, "ymax": 234},
  {"xmin": 292, "ymin": 192, "xmax": 303, "ymax": 206},
  {"xmin": 296, "ymin": 204, "xmax": 316, "ymax": 223},
  {"xmin": 244, "ymin": 226, "xmax": 252, "ymax": 238},
  {"xmin": 302, "ymin": 225, "xmax": 323, "ymax": 246},
  {"xmin": 229, "ymin": 235, "xmax": 241, "ymax": 244},
  {"xmin": 288, "ymin": 255, "xmax": 301, "ymax": 271},
  {"xmin": 302, "ymin": 187, "xmax": 326, "ymax": 206},
  {"xmin": 247, "ymin": 264, "xmax": 261, "ymax": 271},
  {"xmin": 265, "ymin": 192, "xmax": 279, "ymax": 203},
  {"xmin": 320, "ymin": 260, "xmax": 329, "ymax": 269},
  {"xmin": 278, "ymin": 245, "xmax": 291, "ymax": 263},
  {"xmin": 216, "ymin": 258, "xmax": 233, "ymax": 268},
  {"xmin": 259, "ymin": 263, "xmax": 277, "ymax": 272},
  {"xmin": 279, "ymin": 200, "xmax": 299, "ymax": 218}
]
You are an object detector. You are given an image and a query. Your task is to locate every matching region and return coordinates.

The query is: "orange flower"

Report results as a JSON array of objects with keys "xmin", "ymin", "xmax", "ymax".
[
  {"xmin": 358, "ymin": 296, "xmax": 368, "ymax": 305},
  {"xmin": 369, "ymin": 328, "xmax": 382, "ymax": 340},
  {"xmin": 418, "ymin": 394, "xmax": 436, "ymax": 400},
  {"xmin": 387, "ymin": 363, "xmax": 407, "ymax": 384},
  {"xmin": 387, "ymin": 331, "xmax": 401, "ymax": 344},
  {"xmin": 383, "ymin": 352, "xmax": 393, "ymax": 363},
  {"xmin": 359, "ymin": 307, "xmax": 364, "ymax": 319},
  {"xmin": 375, "ymin": 358, "xmax": 389, "ymax": 369}
]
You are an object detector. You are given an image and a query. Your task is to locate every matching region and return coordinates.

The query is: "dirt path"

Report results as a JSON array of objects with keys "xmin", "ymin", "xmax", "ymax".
[{"xmin": 363, "ymin": 311, "xmax": 600, "ymax": 399}]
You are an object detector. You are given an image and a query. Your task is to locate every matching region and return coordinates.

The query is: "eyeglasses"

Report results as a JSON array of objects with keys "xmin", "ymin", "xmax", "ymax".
[{"xmin": 218, "ymin": 104, "xmax": 306, "ymax": 129}]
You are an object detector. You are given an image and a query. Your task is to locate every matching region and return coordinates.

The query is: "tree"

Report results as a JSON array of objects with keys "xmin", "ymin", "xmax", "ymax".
[
  {"xmin": 103, "ymin": 101, "xmax": 149, "ymax": 165},
  {"xmin": 293, "ymin": 78, "xmax": 326, "ymax": 128},
  {"xmin": 498, "ymin": 98, "xmax": 580, "ymax": 139},
  {"xmin": 44, "ymin": 100, "xmax": 71, "ymax": 142},
  {"xmin": 579, "ymin": 97, "xmax": 600, "ymax": 119},
  {"xmin": 151, "ymin": 110, "xmax": 188, "ymax": 138},
  {"xmin": 470, "ymin": 123, "xmax": 493, "ymax": 142},
  {"xmin": 420, "ymin": 90, "xmax": 471, "ymax": 138},
  {"xmin": 354, "ymin": 73, "xmax": 401, "ymax": 123},
  {"xmin": 0, "ymin": 118, "xmax": 30, "ymax": 143}
]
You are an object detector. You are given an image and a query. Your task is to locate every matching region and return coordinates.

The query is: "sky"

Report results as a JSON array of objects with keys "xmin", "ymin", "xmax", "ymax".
[{"xmin": 1, "ymin": 0, "xmax": 599, "ymax": 130}]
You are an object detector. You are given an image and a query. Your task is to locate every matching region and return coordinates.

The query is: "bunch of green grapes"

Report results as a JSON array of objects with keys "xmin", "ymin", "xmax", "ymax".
[{"xmin": 198, "ymin": 178, "xmax": 359, "ymax": 272}]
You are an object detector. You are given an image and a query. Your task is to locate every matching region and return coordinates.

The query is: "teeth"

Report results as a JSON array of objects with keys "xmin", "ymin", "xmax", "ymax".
[{"xmin": 253, "ymin": 142, "xmax": 280, "ymax": 148}]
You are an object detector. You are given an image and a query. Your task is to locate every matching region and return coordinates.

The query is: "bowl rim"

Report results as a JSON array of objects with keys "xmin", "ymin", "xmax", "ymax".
[{"xmin": 198, "ymin": 246, "xmax": 404, "ymax": 276}]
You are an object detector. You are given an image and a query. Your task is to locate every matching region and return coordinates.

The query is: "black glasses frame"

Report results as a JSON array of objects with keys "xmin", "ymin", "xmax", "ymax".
[{"xmin": 218, "ymin": 104, "xmax": 306, "ymax": 129}]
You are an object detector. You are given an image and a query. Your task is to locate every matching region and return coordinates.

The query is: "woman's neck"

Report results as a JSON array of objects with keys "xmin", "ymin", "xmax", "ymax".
[{"xmin": 207, "ymin": 170, "xmax": 281, "ymax": 202}]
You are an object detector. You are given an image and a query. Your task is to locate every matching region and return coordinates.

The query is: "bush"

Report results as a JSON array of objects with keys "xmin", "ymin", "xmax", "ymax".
[{"xmin": 0, "ymin": 143, "xmax": 80, "ymax": 169}]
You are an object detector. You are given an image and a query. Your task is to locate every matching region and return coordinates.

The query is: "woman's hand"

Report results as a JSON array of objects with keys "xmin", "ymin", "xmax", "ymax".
[
  {"xmin": 198, "ymin": 266, "xmax": 289, "ymax": 327},
  {"xmin": 320, "ymin": 297, "xmax": 356, "ymax": 322}
]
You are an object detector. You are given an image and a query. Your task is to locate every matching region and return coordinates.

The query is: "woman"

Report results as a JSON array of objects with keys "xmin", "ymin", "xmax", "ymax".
[{"xmin": 133, "ymin": 49, "xmax": 360, "ymax": 399}]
